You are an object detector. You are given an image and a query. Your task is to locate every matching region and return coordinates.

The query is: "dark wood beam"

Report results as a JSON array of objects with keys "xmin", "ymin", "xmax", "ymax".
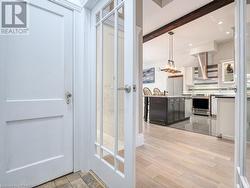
[{"xmin": 143, "ymin": 0, "xmax": 234, "ymax": 43}]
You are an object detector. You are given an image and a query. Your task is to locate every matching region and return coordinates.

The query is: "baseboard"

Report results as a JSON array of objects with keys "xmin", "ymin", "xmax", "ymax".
[
  {"xmin": 136, "ymin": 133, "xmax": 144, "ymax": 147},
  {"xmin": 222, "ymin": 134, "xmax": 234, "ymax": 141}
]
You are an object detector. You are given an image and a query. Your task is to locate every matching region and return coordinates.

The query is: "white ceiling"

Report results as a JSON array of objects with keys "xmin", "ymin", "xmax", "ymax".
[
  {"xmin": 143, "ymin": 2, "xmax": 235, "ymax": 67},
  {"xmin": 143, "ymin": 0, "xmax": 214, "ymax": 35}
]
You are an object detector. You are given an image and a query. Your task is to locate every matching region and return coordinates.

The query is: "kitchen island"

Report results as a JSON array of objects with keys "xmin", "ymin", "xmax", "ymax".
[{"xmin": 145, "ymin": 96, "xmax": 190, "ymax": 126}]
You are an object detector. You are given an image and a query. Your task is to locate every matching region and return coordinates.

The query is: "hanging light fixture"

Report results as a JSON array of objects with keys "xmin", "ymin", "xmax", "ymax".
[{"xmin": 160, "ymin": 31, "xmax": 181, "ymax": 74}]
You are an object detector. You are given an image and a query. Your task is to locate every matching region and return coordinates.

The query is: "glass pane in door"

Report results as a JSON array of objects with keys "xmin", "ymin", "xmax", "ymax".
[{"xmin": 103, "ymin": 13, "xmax": 115, "ymax": 152}]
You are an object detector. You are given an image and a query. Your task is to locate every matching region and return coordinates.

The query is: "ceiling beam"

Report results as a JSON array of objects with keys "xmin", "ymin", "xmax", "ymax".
[{"xmin": 143, "ymin": 0, "xmax": 234, "ymax": 43}]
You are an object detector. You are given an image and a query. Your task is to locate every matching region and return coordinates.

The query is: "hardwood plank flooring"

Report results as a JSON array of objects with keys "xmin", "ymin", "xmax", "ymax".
[
  {"xmin": 136, "ymin": 122, "xmax": 234, "ymax": 188},
  {"xmin": 37, "ymin": 122, "xmax": 234, "ymax": 188}
]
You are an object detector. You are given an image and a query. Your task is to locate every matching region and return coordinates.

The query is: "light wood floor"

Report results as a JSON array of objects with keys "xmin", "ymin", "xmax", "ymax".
[
  {"xmin": 38, "ymin": 122, "xmax": 234, "ymax": 188},
  {"xmin": 136, "ymin": 123, "xmax": 234, "ymax": 188}
]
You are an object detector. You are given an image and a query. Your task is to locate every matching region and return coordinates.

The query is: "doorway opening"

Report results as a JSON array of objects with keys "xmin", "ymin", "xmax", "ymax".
[
  {"xmin": 83, "ymin": 0, "xmax": 250, "ymax": 187},
  {"xmin": 137, "ymin": 1, "xmax": 239, "ymax": 187}
]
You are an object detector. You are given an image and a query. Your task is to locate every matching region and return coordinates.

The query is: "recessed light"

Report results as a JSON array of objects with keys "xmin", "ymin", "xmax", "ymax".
[
  {"xmin": 218, "ymin": 21, "xmax": 223, "ymax": 25},
  {"xmin": 189, "ymin": 43, "xmax": 193, "ymax": 47},
  {"xmin": 226, "ymin": 31, "xmax": 230, "ymax": 35}
]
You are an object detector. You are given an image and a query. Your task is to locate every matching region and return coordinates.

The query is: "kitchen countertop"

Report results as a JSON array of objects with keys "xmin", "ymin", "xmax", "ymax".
[
  {"xmin": 144, "ymin": 95, "xmax": 185, "ymax": 98},
  {"xmin": 184, "ymin": 94, "xmax": 236, "ymax": 98},
  {"xmin": 144, "ymin": 94, "xmax": 237, "ymax": 99},
  {"xmin": 212, "ymin": 94, "xmax": 235, "ymax": 98}
]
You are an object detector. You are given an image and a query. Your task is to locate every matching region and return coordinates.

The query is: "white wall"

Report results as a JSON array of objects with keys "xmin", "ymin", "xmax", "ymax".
[
  {"xmin": 143, "ymin": 39, "xmax": 235, "ymax": 93},
  {"xmin": 143, "ymin": 63, "xmax": 184, "ymax": 93},
  {"xmin": 213, "ymin": 39, "xmax": 234, "ymax": 64},
  {"xmin": 143, "ymin": 61, "xmax": 168, "ymax": 92},
  {"xmin": 213, "ymin": 40, "xmax": 235, "ymax": 88}
]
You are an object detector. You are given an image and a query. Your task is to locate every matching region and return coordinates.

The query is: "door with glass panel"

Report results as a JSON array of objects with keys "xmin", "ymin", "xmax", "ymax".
[
  {"xmin": 236, "ymin": 0, "xmax": 250, "ymax": 187},
  {"xmin": 89, "ymin": 0, "xmax": 136, "ymax": 187}
]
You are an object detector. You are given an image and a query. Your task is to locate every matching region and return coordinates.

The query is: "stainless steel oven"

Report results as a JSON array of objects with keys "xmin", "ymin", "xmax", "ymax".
[{"xmin": 192, "ymin": 96, "xmax": 210, "ymax": 116}]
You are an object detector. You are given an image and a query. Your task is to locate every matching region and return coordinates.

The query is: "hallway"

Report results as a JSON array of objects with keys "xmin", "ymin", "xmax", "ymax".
[{"xmin": 136, "ymin": 123, "xmax": 234, "ymax": 188}]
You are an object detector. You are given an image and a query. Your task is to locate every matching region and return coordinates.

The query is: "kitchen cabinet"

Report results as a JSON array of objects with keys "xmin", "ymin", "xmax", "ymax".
[
  {"xmin": 180, "ymin": 97, "xmax": 185, "ymax": 119},
  {"xmin": 185, "ymin": 98, "xmax": 192, "ymax": 118},
  {"xmin": 149, "ymin": 97, "xmax": 167, "ymax": 125},
  {"xmin": 167, "ymin": 98, "xmax": 174, "ymax": 124},
  {"xmin": 174, "ymin": 78, "xmax": 183, "ymax": 96},
  {"xmin": 174, "ymin": 98, "xmax": 180, "ymax": 121},
  {"xmin": 216, "ymin": 97, "xmax": 235, "ymax": 140},
  {"xmin": 216, "ymin": 97, "xmax": 250, "ymax": 141},
  {"xmin": 149, "ymin": 96, "xmax": 189, "ymax": 126}
]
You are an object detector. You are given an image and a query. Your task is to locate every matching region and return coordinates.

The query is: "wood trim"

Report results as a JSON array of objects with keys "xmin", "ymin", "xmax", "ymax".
[{"xmin": 143, "ymin": 0, "xmax": 234, "ymax": 43}]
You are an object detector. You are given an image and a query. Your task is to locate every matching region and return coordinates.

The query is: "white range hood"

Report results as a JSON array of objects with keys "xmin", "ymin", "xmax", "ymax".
[{"xmin": 190, "ymin": 41, "xmax": 218, "ymax": 79}]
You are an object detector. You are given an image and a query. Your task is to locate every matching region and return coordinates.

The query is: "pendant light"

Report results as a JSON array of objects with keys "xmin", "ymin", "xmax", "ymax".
[{"xmin": 160, "ymin": 31, "xmax": 181, "ymax": 74}]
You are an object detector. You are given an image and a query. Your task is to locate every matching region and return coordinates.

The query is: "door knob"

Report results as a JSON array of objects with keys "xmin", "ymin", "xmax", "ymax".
[
  {"xmin": 65, "ymin": 91, "xmax": 72, "ymax": 104},
  {"xmin": 118, "ymin": 85, "xmax": 132, "ymax": 93}
]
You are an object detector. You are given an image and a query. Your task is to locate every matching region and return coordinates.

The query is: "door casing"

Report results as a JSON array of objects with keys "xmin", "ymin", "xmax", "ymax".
[
  {"xmin": 50, "ymin": 0, "xmax": 87, "ymax": 173},
  {"xmin": 82, "ymin": 0, "xmax": 137, "ymax": 187},
  {"xmin": 235, "ymin": 0, "xmax": 250, "ymax": 187}
]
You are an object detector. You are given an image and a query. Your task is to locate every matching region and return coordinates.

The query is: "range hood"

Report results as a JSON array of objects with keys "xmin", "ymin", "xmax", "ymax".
[
  {"xmin": 197, "ymin": 52, "xmax": 208, "ymax": 79},
  {"xmin": 190, "ymin": 41, "xmax": 218, "ymax": 79},
  {"xmin": 152, "ymin": 0, "xmax": 174, "ymax": 8}
]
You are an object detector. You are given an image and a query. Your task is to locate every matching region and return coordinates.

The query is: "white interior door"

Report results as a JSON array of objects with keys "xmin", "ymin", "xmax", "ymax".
[
  {"xmin": 0, "ymin": 1, "xmax": 73, "ymax": 186},
  {"xmin": 89, "ymin": 0, "xmax": 136, "ymax": 187}
]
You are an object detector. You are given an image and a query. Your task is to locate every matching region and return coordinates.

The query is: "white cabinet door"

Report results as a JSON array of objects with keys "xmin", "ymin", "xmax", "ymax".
[
  {"xmin": 167, "ymin": 78, "xmax": 174, "ymax": 95},
  {"xmin": 174, "ymin": 77, "xmax": 183, "ymax": 96},
  {"xmin": 185, "ymin": 98, "xmax": 192, "ymax": 117},
  {"xmin": 0, "ymin": 1, "xmax": 73, "ymax": 186},
  {"xmin": 217, "ymin": 98, "xmax": 235, "ymax": 140}
]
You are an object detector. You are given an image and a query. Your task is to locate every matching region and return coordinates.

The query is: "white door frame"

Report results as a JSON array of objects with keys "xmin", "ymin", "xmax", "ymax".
[{"xmin": 235, "ymin": 0, "xmax": 250, "ymax": 187}]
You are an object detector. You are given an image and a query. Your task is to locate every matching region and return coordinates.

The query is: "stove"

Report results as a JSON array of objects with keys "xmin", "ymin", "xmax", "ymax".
[{"xmin": 192, "ymin": 95, "xmax": 210, "ymax": 116}]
